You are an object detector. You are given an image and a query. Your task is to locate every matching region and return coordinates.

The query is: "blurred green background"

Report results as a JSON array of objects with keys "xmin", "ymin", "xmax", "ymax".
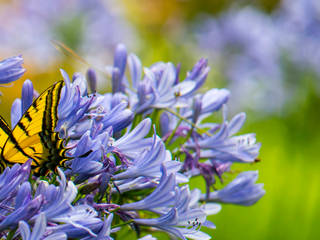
[{"xmin": 0, "ymin": 0, "xmax": 319, "ymax": 239}]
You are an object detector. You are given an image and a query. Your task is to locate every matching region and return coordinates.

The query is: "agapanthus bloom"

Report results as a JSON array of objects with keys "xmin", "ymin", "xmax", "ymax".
[
  {"xmin": 0, "ymin": 44, "xmax": 264, "ymax": 239},
  {"xmin": 195, "ymin": 0, "xmax": 320, "ymax": 113},
  {"xmin": 0, "ymin": 0, "xmax": 137, "ymax": 68},
  {"xmin": 0, "ymin": 56, "xmax": 25, "ymax": 84}
]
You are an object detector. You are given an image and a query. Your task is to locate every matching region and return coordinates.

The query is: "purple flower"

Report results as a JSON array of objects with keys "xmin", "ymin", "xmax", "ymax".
[
  {"xmin": 276, "ymin": 0, "xmax": 320, "ymax": 76},
  {"xmin": 120, "ymin": 166, "xmax": 176, "ymax": 211},
  {"xmin": 80, "ymin": 214, "xmax": 114, "ymax": 240},
  {"xmin": 112, "ymin": 118, "xmax": 153, "ymax": 160},
  {"xmin": 19, "ymin": 213, "xmax": 67, "ymax": 240},
  {"xmin": 0, "ymin": 190, "xmax": 43, "ymax": 230},
  {"xmin": 113, "ymin": 134, "xmax": 179, "ymax": 180},
  {"xmin": 21, "ymin": 79, "xmax": 34, "ymax": 114},
  {"xmin": 125, "ymin": 53, "xmax": 209, "ymax": 114},
  {"xmin": 36, "ymin": 169, "xmax": 106, "ymax": 238},
  {"xmin": 188, "ymin": 112, "xmax": 261, "ymax": 163},
  {"xmin": 34, "ymin": 168, "xmax": 78, "ymax": 221},
  {"xmin": 133, "ymin": 186, "xmax": 211, "ymax": 240},
  {"xmin": 57, "ymin": 70, "xmax": 133, "ymax": 138},
  {"xmin": 11, "ymin": 98, "xmax": 22, "ymax": 128},
  {"xmin": 0, "ymin": 43, "xmax": 265, "ymax": 239},
  {"xmin": 86, "ymin": 68, "xmax": 97, "ymax": 93},
  {"xmin": 202, "ymin": 171, "xmax": 265, "ymax": 206},
  {"xmin": 182, "ymin": 88, "xmax": 230, "ymax": 121},
  {"xmin": 48, "ymin": 217, "xmax": 105, "ymax": 239},
  {"xmin": 0, "ymin": 56, "xmax": 25, "ymax": 84},
  {"xmin": 112, "ymin": 44, "xmax": 127, "ymax": 94},
  {"xmin": 0, "ymin": 0, "xmax": 138, "ymax": 67},
  {"xmin": 138, "ymin": 235, "xmax": 157, "ymax": 240},
  {"xmin": 195, "ymin": 7, "xmax": 284, "ymax": 113},
  {"xmin": 0, "ymin": 161, "xmax": 31, "ymax": 201}
]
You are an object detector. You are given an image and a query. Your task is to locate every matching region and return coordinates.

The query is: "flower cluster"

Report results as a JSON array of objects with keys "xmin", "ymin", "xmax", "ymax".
[
  {"xmin": 0, "ymin": 45, "xmax": 264, "ymax": 239},
  {"xmin": 0, "ymin": 0, "xmax": 137, "ymax": 68},
  {"xmin": 195, "ymin": 0, "xmax": 320, "ymax": 113}
]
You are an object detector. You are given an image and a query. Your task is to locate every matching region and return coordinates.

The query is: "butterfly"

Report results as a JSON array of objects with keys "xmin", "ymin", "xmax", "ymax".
[{"xmin": 0, "ymin": 80, "xmax": 69, "ymax": 176}]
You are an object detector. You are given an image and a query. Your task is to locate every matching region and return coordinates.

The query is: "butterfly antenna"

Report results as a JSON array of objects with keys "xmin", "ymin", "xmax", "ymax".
[
  {"xmin": 51, "ymin": 39, "xmax": 106, "ymax": 74},
  {"xmin": 51, "ymin": 39, "xmax": 90, "ymax": 65}
]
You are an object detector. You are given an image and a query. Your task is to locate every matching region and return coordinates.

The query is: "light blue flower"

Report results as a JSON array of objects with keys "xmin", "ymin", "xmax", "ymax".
[
  {"xmin": 202, "ymin": 171, "xmax": 265, "ymax": 206},
  {"xmin": 21, "ymin": 79, "xmax": 34, "ymax": 114},
  {"xmin": 80, "ymin": 214, "xmax": 114, "ymax": 240},
  {"xmin": 0, "ymin": 190, "xmax": 43, "ymax": 230},
  {"xmin": 183, "ymin": 88, "xmax": 230, "ymax": 121},
  {"xmin": 112, "ymin": 176, "xmax": 157, "ymax": 193},
  {"xmin": 57, "ymin": 70, "xmax": 95, "ymax": 136},
  {"xmin": 0, "ymin": 161, "xmax": 31, "ymax": 202},
  {"xmin": 36, "ymin": 169, "xmax": 106, "ymax": 238},
  {"xmin": 120, "ymin": 166, "xmax": 176, "ymax": 211},
  {"xmin": 113, "ymin": 134, "xmax": 179, "ymax": 180},
  {"xmin": 138, "ymin": 235, "xmax": 157, "ymax": 240},
  {"xmin": 133, "ymin": 186, "xmax": 210, "ymax": 240},
  {"xmin": 276, "ymin": 0, "xmax": 320, "ymax": 76},
  {"xmin": 188, "ymin": 112, "xmax": 261, "ymax": 163},
  {"xmin": 11, "ymin": 98, "xmax": 22, "ymax": 128},
  {"xmin": 86, "ymin": 68, "xmax": 97, "ymax": 93},
  {"xmin": 19, "ymin": 213, "xmax": 67, "ymax": 240},
  {"xmin": 195, "ymin": 7, "xmax": 284, "ymax": 113},
  {"xmin": 0, "ymin": 0, "xmax": 138, "ymax": 67},
  {"xmin": 112, "ymin": 118, "xmax": 153, "ymax": 160},
  {"xmin": 125, "ymin": 51, "xmax": 209, "ymax": 114},
  {"xmin": 0, "ymin": 56, "xmax": 25, "ymax": 84},
  {"xmin": 68, "ymin": 130, "xmax": 105, "ymax": 181},
  {"xmin": 57, "ymin": 70, "xmax": 133, "ymax": 138},
  {"xmin": 112, "ymin": 44, "xmax": 127, "ymax": 94},
  {"xmin": 48, "ymin": 217, "xmax": 104, "ymax": 239},
  {"xmin": 34, "ymin": 168, "xmax": 78, "ymax": 221}
]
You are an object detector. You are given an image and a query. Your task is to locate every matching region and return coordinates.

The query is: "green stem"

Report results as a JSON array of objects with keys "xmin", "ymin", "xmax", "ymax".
[
  {"xmin": 164, "ymin": 108, "xmax": 212, "ymax": 137},
  {"xmin": 7, "ymin": 229, "xmax": 17, "ymax": 240},
  {"xmin": 109, "ymin": 206, "xmax": 121, "ymax": 213},
  {"xmin": 166, "ymin": 118, "xmax": 182, "ymax": 144},
  {"xmin": 112, "ymin": 219, "xmax": 134, "ymax": 228}
]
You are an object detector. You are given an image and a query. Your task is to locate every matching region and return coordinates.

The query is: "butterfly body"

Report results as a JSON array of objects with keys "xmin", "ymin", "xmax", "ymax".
[{"xmin": 0, "ymin": 81, "xmax": 69, "ymax": 175}]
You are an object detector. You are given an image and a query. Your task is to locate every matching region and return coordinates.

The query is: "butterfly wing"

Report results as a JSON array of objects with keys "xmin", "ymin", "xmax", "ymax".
[
  {"xmin": 0, "ymin": 116, "xmax": 15, "ymax": 172},
  {"xmin": 2, "ymin": 80, "xmax": 69, "ymax": 175}
]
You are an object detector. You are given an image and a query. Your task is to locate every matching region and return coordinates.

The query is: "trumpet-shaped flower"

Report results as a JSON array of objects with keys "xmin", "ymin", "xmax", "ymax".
[
  {"xmin": 19, "ymin": 213, "xmax": 67, "ymax": 240},
  {"xmin": 188, "ymin": 112, "xmax": 261, "ymax": 163},
  {"xmin": 133, "ymin": 186, "xmax": 210, "ymax": 240},
  {"xmin": 120, "ymin": 166, "xmax": 176, "ymax": 211},
  {"xmin": 202, "ymin": 171, "xmax": 265, "ymax": 206},
  {"xmin": 0, "ymin": 56, "xmax": 25, "ymax": 84}
]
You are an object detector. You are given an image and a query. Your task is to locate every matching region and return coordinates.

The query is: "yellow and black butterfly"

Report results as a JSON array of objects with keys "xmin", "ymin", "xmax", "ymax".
[{"xmin": 0, "ymin": 80, "xmax": 69, "ymax": 175}]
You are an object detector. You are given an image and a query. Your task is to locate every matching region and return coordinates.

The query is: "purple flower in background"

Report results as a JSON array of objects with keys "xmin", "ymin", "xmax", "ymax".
[
  {"xmin": 0, "ymin": 0, "xmax": 138, "ymax": 68},
  {"xmin": 0, "ymin": 56, "xmax": 25, "ymax": 84},
  {"xmin": 195, "ymin": 0, "xmax": 320, "ymax": 114},
  {"xmin": 195, "ymin": 7, "xmax": 285, "ymax": 113}
]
